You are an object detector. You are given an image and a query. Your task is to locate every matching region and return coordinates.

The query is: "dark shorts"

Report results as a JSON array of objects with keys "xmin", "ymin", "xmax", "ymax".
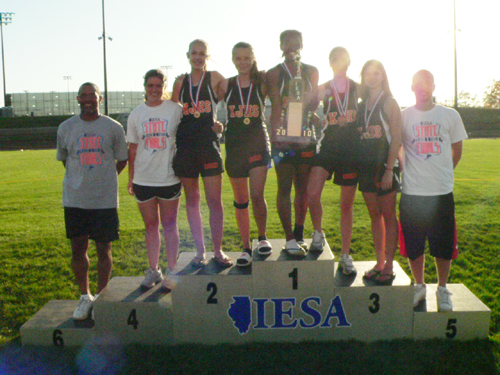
[
  {"xmin": 399, "ymin": 193, "xmax": 458, "ymax": 261},
  {"xmin": 225, "ymin": 149, "xmax": 271, "ymax": 178},
  {"xmin": 313, "ymin": 125, "xmax": 360, "ymax": 186},
  {"xmin": 64, "ymin": 207, "xmax": 119, "ymax": 243},
  {"xmin": 271, "ymin": 145, "xmax": 315, "ymax": 167},
  {"xmin": 358, "ymin": 164, "xmax": 400, "ymax": 196},
  {"xmin": 133, "ymin": 183, "xmax": 182, "ymax": 203},
  {"xmin": 173, "ymin": 143, "xmax": 224, "ymax": 178}
]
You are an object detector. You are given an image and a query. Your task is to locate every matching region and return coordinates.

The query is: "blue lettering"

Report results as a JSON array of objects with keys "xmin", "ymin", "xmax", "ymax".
[
  {"xmin": 321, "ymin": 295, "xmax": 351, "ymax": 328},
  {"xmin": 271, "ymin": 298, "xmax": 297, "ymax": 329},
  {"xmin": 254, "ymin": 298, "xmax": 268, "ymax": 329},
  {"xmin": 299, "ymin": 297, "xmax": 322, "ymax": 328}
]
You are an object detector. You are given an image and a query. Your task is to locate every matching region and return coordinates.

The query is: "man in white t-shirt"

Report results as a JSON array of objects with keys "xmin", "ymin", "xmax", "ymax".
[
  {"xmin": 57, "ymin": 82, "xmax": 128, "ymax": 320},
  {"xmin": 400, "ymin": 70, "xmax": 467, "ymax": 312}
]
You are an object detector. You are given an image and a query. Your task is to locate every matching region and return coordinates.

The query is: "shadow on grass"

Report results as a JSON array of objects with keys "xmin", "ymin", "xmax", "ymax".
[{"xmin": 1, "ymin": 338, "xmax": 499, "ymax": 375}]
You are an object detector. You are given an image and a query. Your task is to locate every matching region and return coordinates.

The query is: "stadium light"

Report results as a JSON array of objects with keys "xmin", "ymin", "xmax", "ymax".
[
  {"xmin": 0, "ymin": 12, "xmax": 14, "ymax": 108},
  {"xmin": 99, "ymin": 0, "xmax": 112, "ymax": 115},
  {"xmin": 63, "ymin": 76, "xmax": 72, "ymax": 114}
]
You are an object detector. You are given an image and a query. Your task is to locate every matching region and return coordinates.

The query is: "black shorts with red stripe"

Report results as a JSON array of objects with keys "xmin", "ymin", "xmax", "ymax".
[
  {"xmin": 399, "ymin": 192, "xmax": 458, "ymax": 261},
  {"xmin": 173, "ymin": 143, "xmax": 224, "ymax": 178}
]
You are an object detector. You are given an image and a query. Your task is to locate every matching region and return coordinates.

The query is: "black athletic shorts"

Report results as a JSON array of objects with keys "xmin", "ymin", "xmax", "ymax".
[
  {"xmin": 271, "ymin": 145, "xmax": 315, "ymax": 167},
  {"xmin": 358, "ymin": 164, "xmax": 400, "ymax": 195},
  {"xmin": 173, "ymin": 143, "xmax": 224, "ymax": 178},
  {"xmin": 132, "ymin": 183, "xmax": 182, "ymax": 203},
  {"xmin": 225, "ymin": 149, "xmax": 271, "ymax": 178},
  {"xmin": 313, "ymin": 126, "xmax": 360, "ymax": 186},
  {"xmin": 64, "ymin": 207, "xmax": 119, "ymax": 243},
  {"xmin": 399, "ymin": 193, "xmax": 458, "ymax": 261}
]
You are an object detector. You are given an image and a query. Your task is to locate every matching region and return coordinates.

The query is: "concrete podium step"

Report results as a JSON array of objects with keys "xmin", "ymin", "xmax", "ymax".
[
  {"xmin": 20, "ymin": 241, "xmax": 492, "ymax": 347},
  {"xmin": 20, "ymin": 300, "xmax": 95, "ymax": 347},
  {"xmin": 93, "ymin": 276, "xmax": 173, "ymax": 345},
  {"xmin": 412, "ymin": 283, "xmax": 491, "ymax": 340}
]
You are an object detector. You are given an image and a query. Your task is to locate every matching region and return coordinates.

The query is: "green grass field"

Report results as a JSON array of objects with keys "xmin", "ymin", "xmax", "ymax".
[{"xmin": 0, "ymin": 139, "xmax": 499, "ymax": 374}]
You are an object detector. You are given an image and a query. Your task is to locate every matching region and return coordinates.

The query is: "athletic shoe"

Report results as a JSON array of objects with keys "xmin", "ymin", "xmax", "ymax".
[
  {"xmin": 436, "ymin": 286, "xmax": 453, "ymax": 312},
  {"xmin": 257, "ymin": 240, "xmax": 272, "ymax": 255},
  {"xmin": 413, "ymin": 284, "xmax": 427, "ymax": 307},
  {"xmin": 236, "ymin": 251, "xmax": 252, "ymax": 267},
  {"xmin": 339, "ymin": 253, "xmax": 356, "ymax": 275},
  {"xmin": 283, "ymin": 239, "xmax": 307, "ymax": 257},
  {"xmin": 73, "ymin": 295, "xmax": 94, "ymax": 321},
  {"xmin": 140, "ymin": 267, "xmax": 163, "ymax": 290},
  {"xmin": 91, "ymin": 293, "xmax": 99, "ymax": 320},
  {"xmin": 296, "ymin": 239, "xmax": 308, "ymax": 250},
  {"xmin": 159, "ymin": 270, "xmax": 178, "ymax": 292},
  {"xmin": 309, "ymin": 230, "xmax": 325, "ymax": 252}
]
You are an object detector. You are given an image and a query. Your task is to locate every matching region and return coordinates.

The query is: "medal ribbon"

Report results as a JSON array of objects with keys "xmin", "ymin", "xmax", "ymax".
[
  {"xmin": 364, "ymin": 91, "xmax": 385, "ymax": 130},
  {"xmin": 237, "ymin": 77, "xmax": 253, "ymax": 117},
  {"xmin": 188, "ymin": 71, "xmax": 206, "ymax": 113},
  {"xmin": 330, "ymin": 78, "xmax": 350, "ymax": 118}
]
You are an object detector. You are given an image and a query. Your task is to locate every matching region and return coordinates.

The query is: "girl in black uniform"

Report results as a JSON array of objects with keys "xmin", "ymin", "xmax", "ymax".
[
  {"xmin": 307, "ymin": 47, "xmax": 359, "ymax": 274},
  {"xmin": 220, "ymin": 42, "xmax": 272, "ymax": 266},
  {"xmin": 357, "ymin": 59, "xmax": 402, "ymax": 284},
  {"xmin": 172, "ymin": 39, "xmax": 233, "ymax": 267}
]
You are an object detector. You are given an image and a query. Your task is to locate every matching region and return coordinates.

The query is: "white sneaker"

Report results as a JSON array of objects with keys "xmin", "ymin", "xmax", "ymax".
[
  {"xmin": 309, "ymin": 230, "xmax": 325, "ymax": 252},
  {"xmin": 73, "ymin": 295, "xmax": 94, "ymax": 321},
  {"xmin": 160, "ymin": 269, "xmax": 177, "ymax": 292},
  {"xmin": 296, "ymin": 239, "xmax": 308, "ymax": 250},
  {"xmin": 339, "ymin": 253, "xmax": 356, "ymax": 275},
  {"xmin": 284, "ymin": 239, "xmax": 307, "ymax": 257},
  {"xmin": 436, "ymin": 286, "xmax": 453, "ymax": 312},
  {"xmin": 236, "ymin": 251, "xmax": 252, "ymax": 267},
  {"xmin": 140, "ymin": 267, "xmax": 163, "ymax": 290},
  {"xmin": 257, "ymin": 240, "xmax": 272, "ymax": 255},
  {"xmin": 413, "ymin": 284, "xmax": 427, "ymax": 307}
]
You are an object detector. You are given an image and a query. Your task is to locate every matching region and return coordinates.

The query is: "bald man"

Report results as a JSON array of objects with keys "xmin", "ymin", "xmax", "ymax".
[{"xmin": 399, "ymin": 70, "xmax": 467, "ymax": 312}]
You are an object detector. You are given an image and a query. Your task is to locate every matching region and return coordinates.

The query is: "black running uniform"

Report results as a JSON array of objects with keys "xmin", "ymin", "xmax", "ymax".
[
  {"xmin": 224, "ymin": 77, "xmax": 271, "ymax": 178},
  {"xmin": 173, "ymin": 71, "xmax": 224, "ymax": 178},
  {"xmin": 314, "ymin": 79, "xmax": 359, "ymax": 185},
  {"xmin": 357, "ymin": 94, "xmax": 399, "ymax": 195},
  {"xmin": 271, "ymin": 62, "xmax": 316, "ymax": 166}
]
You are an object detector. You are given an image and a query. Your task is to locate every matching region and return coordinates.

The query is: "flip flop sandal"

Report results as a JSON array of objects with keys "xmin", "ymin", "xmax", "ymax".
[
  {"xmin": 213, "ymin": 254, "xmax": 234, "ymax": 267},
  {"xmin": 376, "ymin": 272, "xmax": 396, "ymax": 285},
  {"xmin": 363, "ymin": 268, "xmax": 382, "ymax": 280},
  {"xmin": 190, "ymin": 256, "xmax": 208, "ymax": 267}
]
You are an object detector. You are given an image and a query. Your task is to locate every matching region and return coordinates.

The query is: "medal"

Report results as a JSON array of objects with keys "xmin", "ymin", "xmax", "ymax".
[
  {"xmin": 237, "ymin": 77, "xmax": 253, "ymax": 123},
  {"xmin": 364, "ymin": 91, "xmax": 384, "ymax": 131},
  {"xmin": 189, "ymin": 71, "xmax": 206, "ymax": 118},
  {"xmin": 330, "ymin": 78, "xmax": 350, "ymax": 126}
]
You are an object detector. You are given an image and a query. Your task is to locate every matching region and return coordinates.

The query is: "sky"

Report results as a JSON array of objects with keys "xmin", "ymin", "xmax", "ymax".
[{"xmin": 1, "ymin": 0, "xmax": 499, "ymax": 108}]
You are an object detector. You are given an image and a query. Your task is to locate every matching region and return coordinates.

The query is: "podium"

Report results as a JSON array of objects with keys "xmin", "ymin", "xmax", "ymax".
[{"xmin": 20, "ymin": 239, "xmax": 491, "ymax": 347}]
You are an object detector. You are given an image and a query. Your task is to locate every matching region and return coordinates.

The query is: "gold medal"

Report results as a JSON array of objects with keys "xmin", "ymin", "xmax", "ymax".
[
  {"xmin": 338, "ymin": 116, "xmax": 347, "ymax": 126},
  {"xmin": 194, "ymin": 111, "xmax": 201, "ymax": 118},
  {"xmin": 243, "ymin": 117, "xmax": 251, "ymax": 125}
]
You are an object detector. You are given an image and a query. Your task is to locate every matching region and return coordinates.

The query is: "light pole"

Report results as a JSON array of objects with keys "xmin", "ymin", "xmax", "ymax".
[
  {"xmin": 0, "ymin": 12, "xmax": 14, "ymax": 107},
  {"xmin": 98, "ymin": 0, "xmax": 112, "ymax": 115},
  {"xmin": 63, "ymin": 76, "xmax": 72, "ymax": 114}
]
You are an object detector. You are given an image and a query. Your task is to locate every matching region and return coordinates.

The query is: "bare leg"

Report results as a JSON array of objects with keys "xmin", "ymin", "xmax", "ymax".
[
  {"xmin": 249, "ymin": 166, "xmax": 269, "ymax": 239},
  {"xmin": 435, "ymin": 257, "xmax": 452, "ymax": 287},
  {"xmin": 71, "ymin": 235, "xmax": 90, "ymax": 295},
  {"xmin": 409, "ymin": 254, "xmax": 425, "ymax": 285},
  {"xmin": 180, "ymin": 177, "xmax": 206, "ymax": 259},
  {"xmin": 379, "ymin": 191, "xmax": 398, "ymax": 275},
  {"xmin": 363, "ymin": 192, "xmax": 386, "ymax": 270},
  {"xmin": 293, "ymin": 163, "xmax": 311, "ymax": 228},
  {"xmin": 340, "ymin": 185, "xmax": 357, "ymax": 255},
  {"xmin": 275, "ymin": 163, "xmax": 294, "ymax": 241},
  {"xmin": 95, "ymin": 241, "xmax": 113, "ymax": 293},
  {"xmin": 202, "ymin": 174, "xmax": 224, "ymax": 258},
  {"xmin": 230, "ymin": 177, "xmax": 251, "ymax": 249},
  {"xmin": 307, "ymin": 166, "xmax": 329, "ymax": 232},
  {"xmin": 137, "ymin": 198, "xmax": 161, "ymax": 270},
  {"xmin": 159, "ymin": 197, "xmax": 180, "ymax": 271}
]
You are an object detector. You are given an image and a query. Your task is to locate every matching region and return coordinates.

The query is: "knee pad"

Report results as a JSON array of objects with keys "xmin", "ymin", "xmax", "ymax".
[{"xmin": 234, "ymin": 201, "xmax": 249, "ymax": 209}]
